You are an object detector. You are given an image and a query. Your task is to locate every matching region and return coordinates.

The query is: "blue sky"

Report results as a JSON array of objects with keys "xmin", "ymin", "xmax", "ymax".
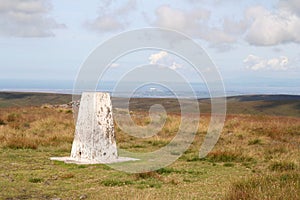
[{"xmin": 0, "ymin": 0, "xmax": 299, "ymax": 93}]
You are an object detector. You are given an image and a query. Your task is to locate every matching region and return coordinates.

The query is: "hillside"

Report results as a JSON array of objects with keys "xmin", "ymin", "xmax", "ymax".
[{"xmin": 0, "ymin": 92, "xmax": 71, "ymax": 108}]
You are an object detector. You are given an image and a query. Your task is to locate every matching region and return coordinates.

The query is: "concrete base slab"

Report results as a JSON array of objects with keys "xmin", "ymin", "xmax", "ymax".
[{"xmin": 50, "ymin": 156, "xmax": 139, "ymax": 165}]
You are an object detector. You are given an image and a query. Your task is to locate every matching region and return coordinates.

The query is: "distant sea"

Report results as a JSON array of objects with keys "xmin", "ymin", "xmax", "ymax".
[{"xmin": 0, "ymin": 79, "xmax": 299, "ymax": 98}]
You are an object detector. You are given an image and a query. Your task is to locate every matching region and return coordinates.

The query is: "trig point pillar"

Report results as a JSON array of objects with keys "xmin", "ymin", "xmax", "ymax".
[
  {"xmin": 51, "ymin": 92, "xmax": 137, "ymax": 164},
  {"xmin": 71, "ymin": 92, "xmax": 118, "ymax": 162}
]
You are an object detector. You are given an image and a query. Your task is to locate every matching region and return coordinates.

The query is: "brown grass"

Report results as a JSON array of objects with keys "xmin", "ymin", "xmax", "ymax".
[
  {"xmin": 0, "ymin": 106, "xmax": 74, "ymax": 150},
  {"xmin": 226, "ymin": 172, "xmax": 300, "ymax": 200}
]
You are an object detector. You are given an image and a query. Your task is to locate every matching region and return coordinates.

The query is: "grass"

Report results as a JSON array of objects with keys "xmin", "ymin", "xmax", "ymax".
[
  {"xmin": 0, "ymin": 95, "xmax": 299, "ymax": 199},
  {"xmin": 101, "ymin": 179, "xmax": 134, "ymax": 187},
  {"xmin": 0, "ymin": 106, "xmax": 74, "ymax": 150},
  {"xmin": 269, "ymin": 161, "xmax": 297, "ymax": 172},
  {"xmin": 205, "ymin": 150, "xmax": 254, "ymax": 163},
  {"xmin": 248, "ymin": 138, "xmax": 262, "ymax": 145},
  {"xmin": 29, "ymin": 177, "xmax": 44, "ymax": 183},
  {"xmin": 223, "ymin": 162, "xmax": 235, "ymax": 167},
  {"xmin": 226, "ymin": 172, "xmax": 300, "ymax": 200}
]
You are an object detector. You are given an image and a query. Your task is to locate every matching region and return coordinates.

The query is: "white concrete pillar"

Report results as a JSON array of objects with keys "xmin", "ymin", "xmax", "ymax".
[
  {"xmin": 51, "ymin": 92, "xmax": 137, "ymax": 164},
  {"xmin": 70, "ymin": 92, "xmax": 118, "ymax": 162}
]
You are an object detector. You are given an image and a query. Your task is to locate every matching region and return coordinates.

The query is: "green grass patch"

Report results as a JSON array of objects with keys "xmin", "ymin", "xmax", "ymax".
[
  {"xmin": 28, "ymin": 177, "xmax": 43, "ymax": 183},
  {"xmin": 155, "ymin": 167, "xmax": 178, "ymax": 174},
  {"xmin": 101, "ymin": 179, "xmax": 133, "ymax": 187}
]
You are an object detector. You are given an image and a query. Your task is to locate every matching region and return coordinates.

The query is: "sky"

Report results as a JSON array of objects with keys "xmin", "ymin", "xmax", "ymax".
[{"xmin": 0, "ymin": 0, "xmax": 299, "ymax": 94}]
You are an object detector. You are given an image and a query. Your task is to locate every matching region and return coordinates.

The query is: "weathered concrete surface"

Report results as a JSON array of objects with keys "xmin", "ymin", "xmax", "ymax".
[
  {"xmin": 71, "ymin": 92, "xmax": 118, "ymax": 161},
  {"xmin": 51, "ymin": 92, "xmax": 137, "ymax": 164}
]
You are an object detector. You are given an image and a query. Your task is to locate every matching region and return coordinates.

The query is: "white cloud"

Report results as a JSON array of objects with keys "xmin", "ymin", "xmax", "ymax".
[
  {"xmin": 245, "ymin": 5, "xmax": 300, "ymax": 46},
  {"xmin": 149, "ymin": 51, "xmax": 168, "ymax": 64},
  {"xmin": 152, "ymin": 5, "xmax": 236, "ymax": 45},
  {"xmin": 110, "ymin": 63, "xmax": 120, "ymax": 68},
  {"xmin": 85, "ymin": 1, "xmax": 300, "ymax": 46},
  {"xmin": 86, "ymin": 0, "xmax": 136, "ymax": 33},
  {"xmin": 148, "ymin": 51, "xmax": 182, "ymax": 70},
  {"xmin": 244, "ymin": 54, "xmax": 289, "ymax": 71},
  {"xmin": 169, "ymin": 62, "xmax": 182, "ymax": 70},
  {"xmin": 0, "ymin": 0, "xmax": 65, "ymax": 37},
  {"xmin": 150, "ymin": 2, "xmax": 300, "ymax": 47}
]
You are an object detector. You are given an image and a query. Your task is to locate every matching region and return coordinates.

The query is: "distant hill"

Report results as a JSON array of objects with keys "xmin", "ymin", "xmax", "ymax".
[
  {"xmin": 0, "ymin": 92, "xmax": 71, "ymax": 108},
  {"xmin": 227, "ymin": 94, "xmax": 300, "ymax": 102},
  {"xmin": 225, "ymin": 95, "xmax": 300, "ymax": 117},
  {"xmin": 0, "ymin": 92, "xmax": 299, "ymax": 117},
  {"xmin": 118, "ymin": 95, "xmax": 300, "ymax": 117}
]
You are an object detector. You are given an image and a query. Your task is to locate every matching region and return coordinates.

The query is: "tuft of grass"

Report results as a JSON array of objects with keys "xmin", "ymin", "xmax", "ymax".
[
  {"xmin": 7, "ymin": 113, "xmax": 19, "ymax": 122},
  {"xmin": 147, "ymin": 140, "xmax": 169, "ymax": 147},
  {"xmin": 136, "ymin": 180, "xmax": 162, "ymax": 189},
  {"xmin": 224, "ymin": 162, "xmax": 235, "ymax": 167},
  {"xmin": 134, "ymin": 171, "xmax": 160, "ymax": 180},
  {"xmin": 101, "ymin": 179, "xmax": 133, "ymax": 187},
  {"xmin": 248, "ymin": 138, "xmax": 262, "ymax": 145},
  {"xmin": 29, "ymin": 178, "xmax": 43, "ymax": 183},
  {"xmin": 0, "ymin": 118, "xmax": 5, "ymax": 125},
  {"xmin": 185, "ymin": 156, "xmax": 203, "ymax": 162},
  {"xmin": 155, "ymin": 167, "xmax": 177, "ymax": 175},
  {"xmin": 226, "ymin": 172, "xmax": 300, "ymax": 200},
  {"xmin": 22, "ymin": 122, "xmax": 30, "ymax": 128},
  {"xmin": 266, "ymin": 146, "xmax": 287, "ymax": 155},
  {"xmin": 5, "ymin": 136, "xmax": 38, "ymax": 149},
  {"xmin": 60, "ymin": 173, "xmax": 75, "ymax": 179},
  {"xmin": 65, "ymin": 110, "xmax": 73, "ymax": 114},
  {"xmin": 205, "ymin": 151, "xmax": 253, "ymax": 163},
  {"xmin": 269, "ymin": 161, "xmax": 297, "ymax": 172}
]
